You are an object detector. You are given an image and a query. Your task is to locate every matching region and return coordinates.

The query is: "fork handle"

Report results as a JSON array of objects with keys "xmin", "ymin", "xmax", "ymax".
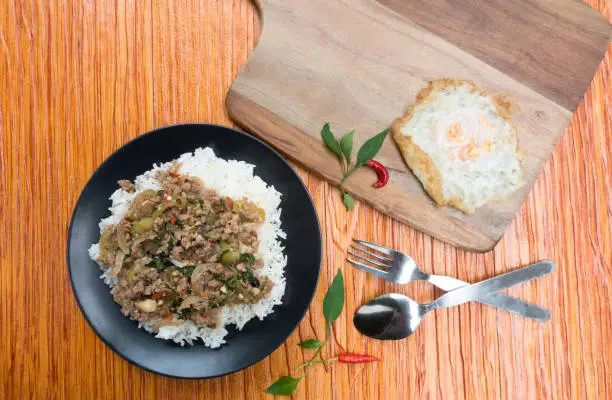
[
  {"xmin": 426, "ymin": 275, "xmax": 471, "ymax": 292},
  {"xmin": 426, "ymin": 271, "xmax": 551, "ymax": 322}
]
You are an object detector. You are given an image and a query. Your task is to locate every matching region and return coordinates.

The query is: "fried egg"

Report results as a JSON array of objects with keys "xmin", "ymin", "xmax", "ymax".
[{"xmin": 392, "ymin": 79, "xmax": 523, "ymax": 214}]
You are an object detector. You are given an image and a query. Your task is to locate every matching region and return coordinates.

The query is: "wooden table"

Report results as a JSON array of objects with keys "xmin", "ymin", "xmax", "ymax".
[{"xmin": 1, "ymin": 1, "xmax": 610, "ymax": 399}]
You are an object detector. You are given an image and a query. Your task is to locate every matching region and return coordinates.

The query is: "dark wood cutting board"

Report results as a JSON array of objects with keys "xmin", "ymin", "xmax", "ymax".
[{"xmin": 227, "ymin": 0, "xmax": 612, "ymax": 252}]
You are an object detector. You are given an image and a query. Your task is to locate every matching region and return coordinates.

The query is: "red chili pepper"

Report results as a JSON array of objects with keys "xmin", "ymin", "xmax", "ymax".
[
  {"xmin": 151, "ymin": 293, "xmax": 164, "ymax": 300},
  {"xmin": 338, "ymin": 353, "xmax": 379, "ymax": 364},
  {"xmin": 170, "ymin": 215, "xmax": 178, "ymax": 225},
  {"xmin": 367, "ymin": 160, "xmax": 389, "ymax": 188},
  {"xmin": 169, "ymin": 172, "xmax": 180, "ymax": 178},
  {"xmin": 225, "ymin": 197, "xmax": 234, "ymax": 210}
]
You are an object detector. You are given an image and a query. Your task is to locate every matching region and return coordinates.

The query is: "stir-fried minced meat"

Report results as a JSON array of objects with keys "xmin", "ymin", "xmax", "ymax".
[
  {"xmin": 96, "ymin": 164, "xmax": 273, "ymax": 329},
  {"xmin": 118, "ymin": 179, "xmax": 136, "ymax": 193}
]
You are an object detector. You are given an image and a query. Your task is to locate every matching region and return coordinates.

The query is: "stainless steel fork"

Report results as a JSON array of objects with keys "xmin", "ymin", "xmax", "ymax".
[{"xmin": 347, "ymin": 239, "xmax": 551, "ymax": 322}]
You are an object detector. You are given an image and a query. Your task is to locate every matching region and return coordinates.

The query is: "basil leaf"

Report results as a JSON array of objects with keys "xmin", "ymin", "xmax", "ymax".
[
  {"xmin": 298, "ymin": 339, "xmax": 323, "ymax": 349},
  {"xmin": 264, "ymin": 376, "xmax": 301, "ymax": 396},
  {"xmin": 355, "ymin": 129, "xmax": 389, "ymax": 167},
  {"xmin": 339, "ymin": 130, "xmax": 355, "ymax": 165},
  {"xmin": 240, "ymin": 253, "xmax": 256, "ymax": 266},
  {"xmin": 323, "ymin": 269, "xmax": 344, "ymax": 324},
  {"xmin": 321, "ymin": 123, "xmax": 343, "ymax": 162},
  {"xmin": 151, "ymin": 256, "xmax": 165, "ymax": 271},
  {"xmin": 342, "ymin": 193, "xmax": 354, "ymax": 211},
  {"xmin": 225, "ymin": 275, "xmax": 238, "ymax": 289},
  {"xmin": 180, "ymin": 307, "xmax": 195, "ymax": 317},
  {"xmin": 247, "ymin": 271, "xmax": 260, "ymax": 288}
]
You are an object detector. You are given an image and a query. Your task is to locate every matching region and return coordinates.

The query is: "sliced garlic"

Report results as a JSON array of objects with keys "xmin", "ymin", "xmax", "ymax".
[{"xmin": 136, "ymin": 299, "xmax": 157, "ymax": 313}]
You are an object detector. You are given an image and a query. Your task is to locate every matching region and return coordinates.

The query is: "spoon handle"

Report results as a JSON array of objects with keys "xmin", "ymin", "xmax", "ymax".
[
  {"xmin": 426, "ymin": 261, "xmax": 555, "ymax": 311},
  {"xmin": 426, "ymin": 275, "xmax": 551, "ymax": 322}
]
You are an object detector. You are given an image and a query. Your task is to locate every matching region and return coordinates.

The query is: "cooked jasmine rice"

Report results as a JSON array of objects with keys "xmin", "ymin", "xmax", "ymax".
[{"xmin": 88, "ymin": 147, "xmax": 286, "ymax": 348}]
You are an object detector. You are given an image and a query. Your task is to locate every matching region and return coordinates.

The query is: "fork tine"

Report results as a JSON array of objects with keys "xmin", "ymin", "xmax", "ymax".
[
  {"xmin": 353, "ymin": 239, "xmax": 396, "ymax": 256},
  {"xmin": 350, "ymin": 245, "xmax": 392, "ymax": 262},
  {"xmin": 346, "ymin": 258, "xmax": 389, "ymax": 280},
  {"xmin": 347, "ymin": 251, "xmax": 391, "ymax": 269}
]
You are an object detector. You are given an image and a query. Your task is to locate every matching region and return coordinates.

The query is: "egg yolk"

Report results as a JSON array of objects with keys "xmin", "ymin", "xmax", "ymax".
[
  {"xmin": 459, "ymin": 139, "xmax": 492, "ymax": 161},
  {"xmin": 446, "ymin": 122, "xmax": 465, "ymax": 143},
  {"xmin": 438, "ymin": 114, "xmax": 494, "ymax": 162}
]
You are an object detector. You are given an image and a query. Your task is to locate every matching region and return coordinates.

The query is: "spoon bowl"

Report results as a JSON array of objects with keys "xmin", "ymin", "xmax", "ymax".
[{"xmin": 353, "ymin": 294, "xmax": 426, "ymax": 340}]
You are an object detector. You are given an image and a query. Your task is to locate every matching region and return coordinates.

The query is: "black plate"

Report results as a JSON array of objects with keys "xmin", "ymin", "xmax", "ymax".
[{"xmin": 67, "ymin": 124, "xmax": 322, "ymax": 378}]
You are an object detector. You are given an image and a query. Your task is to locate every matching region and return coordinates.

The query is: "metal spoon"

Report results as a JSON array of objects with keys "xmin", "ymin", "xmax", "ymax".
[{"xmin": 354, "ymin": 260, "xmax": 555, "ymax": 340}]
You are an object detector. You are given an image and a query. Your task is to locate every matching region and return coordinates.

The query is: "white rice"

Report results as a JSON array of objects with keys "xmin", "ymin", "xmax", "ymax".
[{"xmin": 88, "ymin": 147, "xmax": 286, "ymax": 348}]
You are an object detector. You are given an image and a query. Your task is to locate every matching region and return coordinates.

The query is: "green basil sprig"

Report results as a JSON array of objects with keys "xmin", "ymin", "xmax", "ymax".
[
  {"xmin": 264, "ymin": 270, "xmax": 345, "ymax": 397},
  {"xmin": 320, "ymin": 123, "xmax": 389, "ymax": 210}
]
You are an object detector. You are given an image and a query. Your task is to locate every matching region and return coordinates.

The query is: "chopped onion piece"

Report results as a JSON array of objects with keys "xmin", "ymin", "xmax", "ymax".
[{"xmin": 170, "ymin": 258, "xmax": 185, "ymax": 268}]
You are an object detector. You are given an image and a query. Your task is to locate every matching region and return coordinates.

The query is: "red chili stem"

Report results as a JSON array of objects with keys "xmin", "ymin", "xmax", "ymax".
[
  {"xmin": 338, "ymin": 353, "xmax": 379, "ymax": 364},
  {"xmin": 367, "ymin": 160, "xmax": 389, "ymax": 188}
]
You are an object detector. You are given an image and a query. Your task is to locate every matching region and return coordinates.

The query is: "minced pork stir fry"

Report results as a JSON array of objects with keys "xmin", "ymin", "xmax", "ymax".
[{"xmin": 96, "ymin": 165, "xmax": 273, "ymax": 329}]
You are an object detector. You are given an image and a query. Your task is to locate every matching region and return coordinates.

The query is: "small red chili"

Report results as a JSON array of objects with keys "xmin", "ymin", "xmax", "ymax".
[
  {"xmin": 367, "ymin": 160, "xmax": 389, "ymax": 188},
  {"xmin": 151, "ymin": 293, "xmax": 164, "ymax": 300},
  {"xmin": 170, "ymin": 215, "xmax": 178, "ymax": 225},
  {"xmin": 225, "ymin": 197, "xmax": 234, "ymax": 210},
  {"xmin": 338, "ymin": 353, "xmax": 379, "ymax": 364}
]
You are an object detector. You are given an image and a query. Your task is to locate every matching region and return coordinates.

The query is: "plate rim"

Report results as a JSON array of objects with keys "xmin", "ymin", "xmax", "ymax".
[{"xmin": 66, "ymin": 123, "xmax": 322, "ymax": 379}]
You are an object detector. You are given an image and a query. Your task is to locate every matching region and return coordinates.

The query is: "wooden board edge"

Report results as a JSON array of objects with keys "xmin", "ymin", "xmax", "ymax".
[{"xmin": 226, "ymin": 89, "xmax": 503, "ymax": 252}]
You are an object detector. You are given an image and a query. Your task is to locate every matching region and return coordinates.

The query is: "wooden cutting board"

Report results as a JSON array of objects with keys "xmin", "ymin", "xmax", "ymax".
[{"xmin": 227, "ymin": 0, "xmax": 612, "ymax": 252}]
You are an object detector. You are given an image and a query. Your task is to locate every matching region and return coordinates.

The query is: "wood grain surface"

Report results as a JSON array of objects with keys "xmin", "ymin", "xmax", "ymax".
[
  {"xmin": 228, "ymin": 0, "xmax": 612, "ymax": 251},
  {"xmin": 378, "ymin": 0, "xmax": 612, "ymax": 111},
  {"xmin": 1, "ymin": 1, "xmax": 611, "ymax": 399}
]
